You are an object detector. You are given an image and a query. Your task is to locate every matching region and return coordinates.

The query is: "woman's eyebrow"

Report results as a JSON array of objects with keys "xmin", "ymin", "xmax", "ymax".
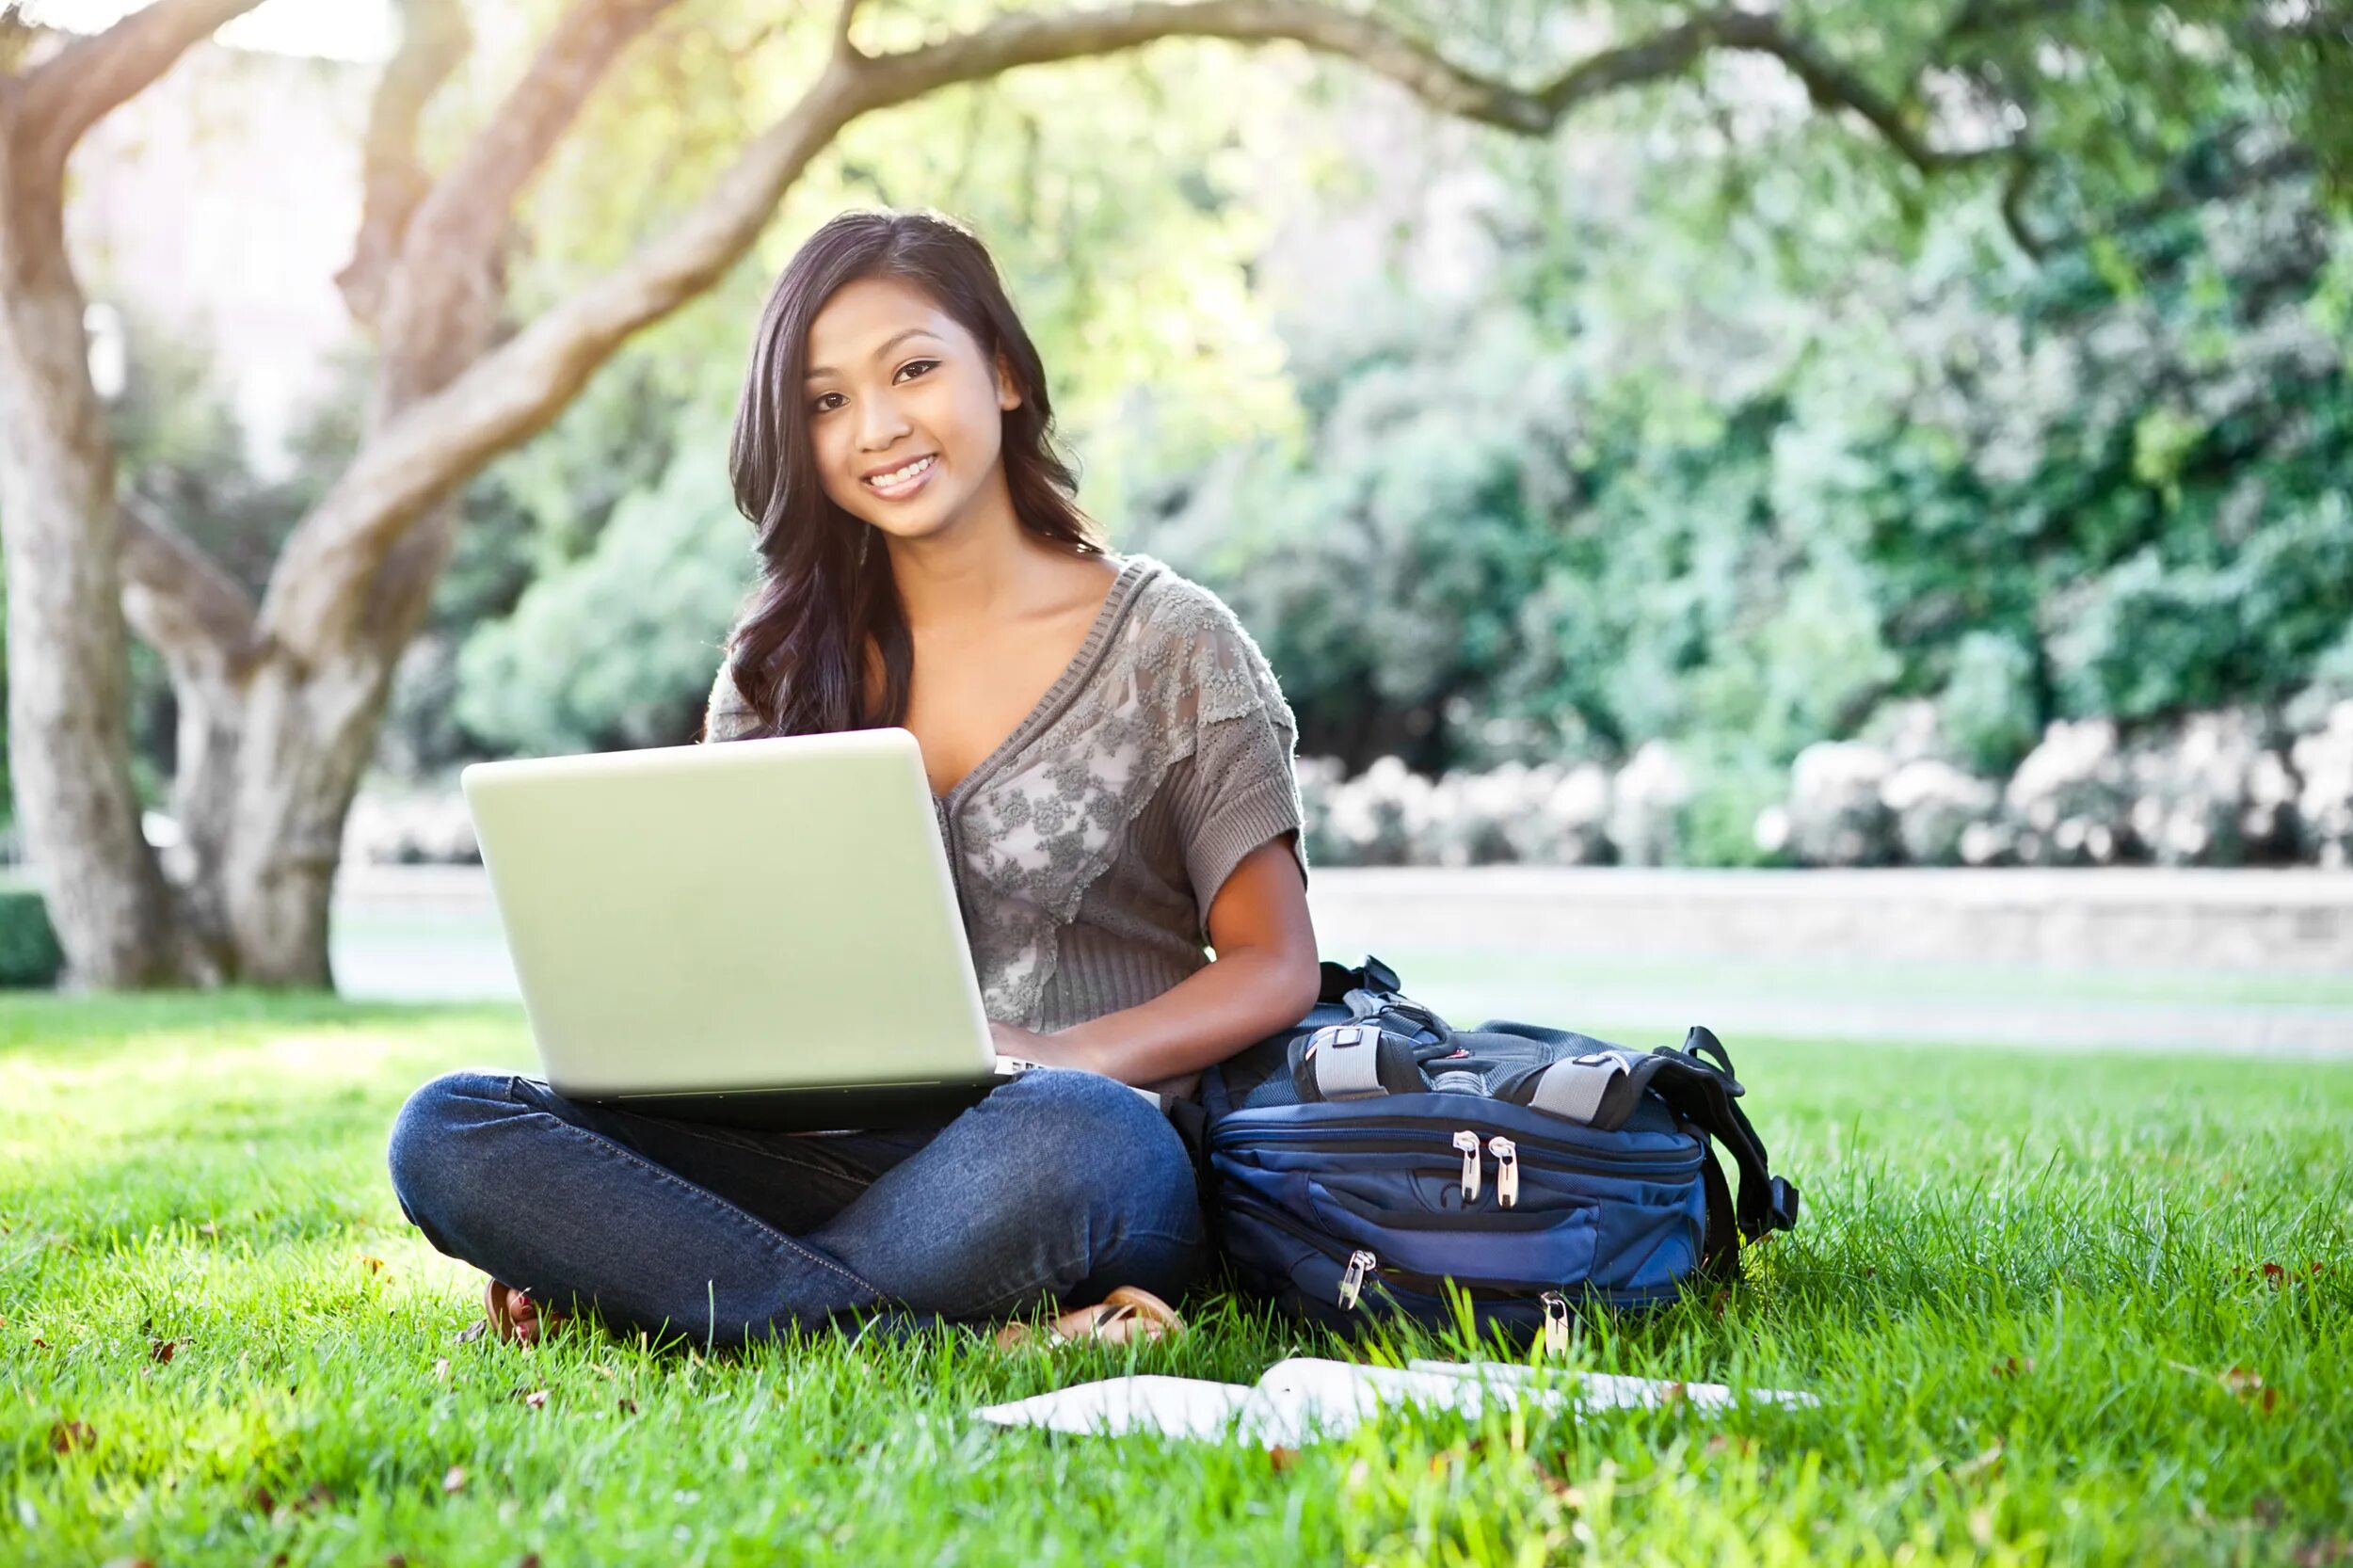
[{"xmin": 805, "ymin": 328, "xmax": 941, "ymax": 380}]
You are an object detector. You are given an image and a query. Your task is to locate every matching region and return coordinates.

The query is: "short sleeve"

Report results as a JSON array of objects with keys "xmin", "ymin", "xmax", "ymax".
[
  {"xmin": 1160, "ymin": 611, "xmax": 1311, "ymax": 935},
  {"xmin": 700, "ymin": 658, "xmax": 761, "ymax": 743}
]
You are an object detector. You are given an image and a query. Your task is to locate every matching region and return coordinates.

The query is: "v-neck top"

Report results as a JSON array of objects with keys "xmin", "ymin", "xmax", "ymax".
[{"xmin": 701, "ymin": 552, "xmax": 1309, "ymax": 1097}]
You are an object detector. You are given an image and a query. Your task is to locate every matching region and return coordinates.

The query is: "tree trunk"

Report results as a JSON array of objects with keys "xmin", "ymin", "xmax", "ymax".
[{"xmin": 0, "ymin": 88, "xmax": 189, "ymax": 988}]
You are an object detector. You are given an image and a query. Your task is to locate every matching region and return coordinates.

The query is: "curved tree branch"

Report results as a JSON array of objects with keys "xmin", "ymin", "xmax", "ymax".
[
  {"xmin": 119, "ymin": 497, "xmax": 256, "ymax": 694},
  {"xmin": 336, "ymin": 0, "xmax": 472, "ymax": 332},
  {"xmin": 20, "ymin": 0, "xmax": 265, "ymax": 175},
  {"xmin": 256, "ymin": 0, "xmax": 2021, "ymax": 662}
]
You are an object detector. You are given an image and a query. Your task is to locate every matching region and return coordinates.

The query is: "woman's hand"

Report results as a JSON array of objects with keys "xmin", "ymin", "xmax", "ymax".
[{"xmin": 991, "ymin": 1020, "xmax": 1104, "ymax": 1075}]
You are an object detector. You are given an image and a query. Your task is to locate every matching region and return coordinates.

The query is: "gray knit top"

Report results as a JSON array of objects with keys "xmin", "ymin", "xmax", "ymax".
[{"xmin": 701, "ymin": 552, "xmax": 1310, "ymax": 1093}]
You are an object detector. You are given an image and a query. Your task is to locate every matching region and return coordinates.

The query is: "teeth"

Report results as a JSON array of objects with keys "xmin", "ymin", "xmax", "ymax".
[{"xmin": 868, "ymin": 455, "xmax": 936, "ymax": 488}]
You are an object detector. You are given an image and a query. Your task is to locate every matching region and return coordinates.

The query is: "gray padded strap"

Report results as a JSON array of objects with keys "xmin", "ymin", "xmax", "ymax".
[
  {"xmin": 1528, "ymin": 1051, "xmax": 1625, "ymax": 1124},
  {"xmin": 1311, "ymin": 1024, "xmax": 1388, "ymax": 1100}
]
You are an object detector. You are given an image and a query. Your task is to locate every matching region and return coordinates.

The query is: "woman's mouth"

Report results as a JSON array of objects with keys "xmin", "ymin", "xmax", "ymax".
[{"xmin": 863, "ymin": 453, "xmax": 938, "ymax": 500}]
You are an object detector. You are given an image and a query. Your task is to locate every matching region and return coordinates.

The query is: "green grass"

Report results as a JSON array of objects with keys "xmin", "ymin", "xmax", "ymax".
[{"xmin": 3, "ymin": 994, "xmax": 2348, "ymax": 1566}]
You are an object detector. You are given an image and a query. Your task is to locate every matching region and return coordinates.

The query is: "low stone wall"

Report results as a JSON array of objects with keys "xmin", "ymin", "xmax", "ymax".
[
  {"xmin": 1299, "ymin": 867, "xmax": 2353, "ymax": 973},
  {"xmin": 341, "ymin": 863, "xmax": 2353, "ymax": 973}
]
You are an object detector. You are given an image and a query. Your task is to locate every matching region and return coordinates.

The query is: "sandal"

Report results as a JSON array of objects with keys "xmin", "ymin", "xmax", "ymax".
[
  {"xmin": 478, "ymin": 1275, "xmax": 564, "ymax": 1345},
  {"xmin": 992, "ymin": 1286, "xmax": 1185, "ymax": 1352}
]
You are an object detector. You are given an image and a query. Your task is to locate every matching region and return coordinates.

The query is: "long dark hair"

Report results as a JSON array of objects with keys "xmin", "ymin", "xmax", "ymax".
[{"xmin": 719, "ymin": 209, "xmax": 1105, "ymax": 737}]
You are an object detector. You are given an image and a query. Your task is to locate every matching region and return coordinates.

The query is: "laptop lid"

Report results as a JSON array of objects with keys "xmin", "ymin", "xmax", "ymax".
[{"xmin": 459, "ymin": 728, "xmax": 993, "ymax": 1099}]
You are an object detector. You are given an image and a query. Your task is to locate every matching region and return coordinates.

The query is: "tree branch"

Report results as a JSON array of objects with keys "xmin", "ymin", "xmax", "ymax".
[
  {"xmin": 119, "ymin": 497, "xmax": 256, "ymax": 691},
  {"xmin": 836, "ymin": 0, "xmax": 869, "ymax": 64},
  {"xmin": 335, "ymin": 0, "xmax": 472, "ymax": 332},
  {"xmin": 19, "ymin": 0, "xmax": 266, "ymax": 174},
  {"xmin": 371, "ymin": 0, "xmax": 680, "ymax": 397},
  {"xmin": 254, "ymin": 0, "xmax": 2016, "ymax": 662}
]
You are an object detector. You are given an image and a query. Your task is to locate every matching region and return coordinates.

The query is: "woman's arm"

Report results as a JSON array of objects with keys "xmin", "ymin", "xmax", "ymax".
[{"xmin": 1004, "ymin": 836, "xmax": 1319, "ymax": 1086}]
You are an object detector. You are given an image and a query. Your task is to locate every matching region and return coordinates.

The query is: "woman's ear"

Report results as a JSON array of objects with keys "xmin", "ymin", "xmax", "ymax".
[{"xmin": 995, "ymin": 352, "xmax": 1024, "ymax": 413}]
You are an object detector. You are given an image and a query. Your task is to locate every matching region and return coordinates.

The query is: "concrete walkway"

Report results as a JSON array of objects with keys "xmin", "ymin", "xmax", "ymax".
[{"xmin": 329, "ymin": 865, "xmax": 2353, "ymax": 1058}]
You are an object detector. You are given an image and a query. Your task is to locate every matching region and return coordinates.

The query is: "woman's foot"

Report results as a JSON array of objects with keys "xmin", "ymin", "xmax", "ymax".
[
  {"xmin": 481, "ymin": 1274, "xmax": 563, "ymax": 1345},
  {"xmin": 992, "ymin": 1286, "xmax": 1185, "ymax": 1352}
]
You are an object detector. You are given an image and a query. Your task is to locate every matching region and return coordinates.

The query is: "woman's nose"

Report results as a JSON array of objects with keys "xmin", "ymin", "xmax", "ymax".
[{"xmin": 857, "ymin": 393, "xmax": 912, "ymax": 452}]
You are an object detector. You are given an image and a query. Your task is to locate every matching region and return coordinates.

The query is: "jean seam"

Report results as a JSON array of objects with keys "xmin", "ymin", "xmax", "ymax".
[{"xmin": 511, "ymin": 1098, "xmax": 885, "ymax": 1302}]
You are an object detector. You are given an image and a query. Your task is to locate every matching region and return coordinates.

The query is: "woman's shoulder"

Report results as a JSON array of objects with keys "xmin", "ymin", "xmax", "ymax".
[
  {"xmin": 1119, "ymin": 553, "xmax": 1267, "ymax": 656},
  {"xmin": 1112, "ymin": 553, "xmax": 1289, "ymax": 722}
]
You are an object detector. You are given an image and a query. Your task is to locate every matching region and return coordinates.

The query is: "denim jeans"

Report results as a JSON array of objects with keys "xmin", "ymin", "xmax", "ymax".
[{"xmin": 385, "ymin": 1066, "xmax": 1210, "ymax": 1348}]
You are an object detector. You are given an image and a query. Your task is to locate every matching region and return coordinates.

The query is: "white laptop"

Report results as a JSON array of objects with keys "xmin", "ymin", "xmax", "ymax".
[{"xmin": 459, "ymin": 728, "xmax": 1018, "ymax": 1129}]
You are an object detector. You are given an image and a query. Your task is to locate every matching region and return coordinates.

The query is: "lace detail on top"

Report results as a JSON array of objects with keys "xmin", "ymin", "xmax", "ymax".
[{"xmin": 954, "ymin": 562, "xmax": 1295, "ymax": 1027}]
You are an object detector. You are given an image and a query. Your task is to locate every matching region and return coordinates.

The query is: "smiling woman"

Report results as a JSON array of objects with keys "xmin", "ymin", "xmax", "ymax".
[{"xmin": 383, "ymin": 209, "xmax": 1321, "ymax": 1354}]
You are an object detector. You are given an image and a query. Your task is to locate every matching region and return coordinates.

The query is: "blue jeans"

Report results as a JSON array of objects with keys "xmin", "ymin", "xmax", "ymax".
[{"xmin": 385, "ymin": 1067, "xmax": 1210, "ymax": 1348}]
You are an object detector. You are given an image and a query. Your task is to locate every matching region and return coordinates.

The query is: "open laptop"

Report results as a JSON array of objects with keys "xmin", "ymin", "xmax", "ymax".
[{"xmin": 459, "ymin": 728, "xmax": 1021, "ymax": 1129}]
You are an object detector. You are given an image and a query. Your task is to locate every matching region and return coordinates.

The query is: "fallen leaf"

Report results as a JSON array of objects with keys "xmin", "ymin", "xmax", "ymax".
[
  {"xmin": 1657, "ymin": 1381, "xmax": 1689, "ymax": 1405},
  {"xmin": 195, "ymin": 1222, "xmax": 219, "ymax": 1240},
  {"xmin": 432, "ymin": 1357, "xmax": 452, "ymax": 1383},
  {"xmin": 589, "ymin": 1362, "xmax": 617, "ymax": 1381},
  {"xmin": 519, "ymin": 1557, "xmax": 543, "ymax": 1568},
  {"xmin": 1968, "ymin": 1508, "xmax": 1995, "ymax": 1547},
  {"xmin": 442, "ymin": 1465, "xmax": 467, "ymax": 1495},
  {"xmin": 49, "ymin": 1420, "xmax": 94, "ymax": 1454},
  {"xmin": 1531, "ymin": 1463, "xmax": 1587, "ymax": 1509},
  {"xmin": 454, "ymin": 1319, "xmax": 488, "ymax": 1345},
  {"xmin": 150, "ymin": 1337, "xmax": 182, "ymax": 1364},
  {"xmin": 2220, "ymin": 1366, "xmax": 2264, "ymax": 1394},
  {"xmin": 248, "ymin": 1485, "xmax": 278, "ymax": 1515},
  {"xmin": 1267, "ymin": 1446, "xmax": 1300, "ymax": 1473},
  {"xmin": 385, "ymin": 1557, "xmax": 408, "ymax": 1568},
  {"xmin": 1991, "ymin": 1356, "xmax": 2034, "ymax": 1379},
  {"xmin": 359, "ymin": 1256, "xmax": 386, "ymax": 1274},
  {"xmin": 1954, "ymin": 1443, "xmax": 2006, "ymax": 1480},
  {"xmin": 617, "ymin": 1398, "xmax": 638, "ymax": 1416},
  {"xmin": 2262, "ymin": 1261, "xmax": 2286, "ymax": 1288},
  {"xmin": 96, "ymin": 1558, "xmax": 155, "ymax": 1568},
  {"xmin": 2254, "ymin": 1496, "xmax": 2287, "ymax": 1527},
  {"xmin": 519, "ymin": 1388, "xmax": 550, "ymax": 1410},
  {"xmin": 29, "ymin": 1336, "xmax": 49, "ymax": 1351},
  {"xmin": 2293, "ymin": 1540, "xmax": 2351, "ymax": 1567}
]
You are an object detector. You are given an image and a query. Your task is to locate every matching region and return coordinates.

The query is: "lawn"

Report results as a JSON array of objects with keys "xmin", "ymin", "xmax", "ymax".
[{"xmin": 2, "ymin": 994, "xmax": 2347, "ymax": 1566}]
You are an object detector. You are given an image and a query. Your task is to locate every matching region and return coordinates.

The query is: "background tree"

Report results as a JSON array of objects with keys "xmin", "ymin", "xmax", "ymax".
[{"xmin": 0, "ymin": 0, "xmax": 2337, "ymax": 987}]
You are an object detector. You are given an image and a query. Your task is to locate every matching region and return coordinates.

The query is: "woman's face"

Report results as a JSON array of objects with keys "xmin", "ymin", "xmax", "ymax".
[{"xmin": 801, "ymin": 275, "xmax": 1021, "ymax": 544}]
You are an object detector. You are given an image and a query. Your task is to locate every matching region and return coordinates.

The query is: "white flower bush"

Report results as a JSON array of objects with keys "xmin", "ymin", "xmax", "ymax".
[
  {"xmin": 1606, "ymin": 743, "xmax": 1690, "ymax": 867},
  {"xmin": 1882, "ymin": 759, "xmax": 1999, "ymax": 866},
  {"xmin": 2121, "ymin": 709, "xmax": 2297, "ymax": 866},
  {"xmin": 343, "ymin": 792, "xmax": 481, "ymax": 865},
  {"xmin": 1779, "ymin": 741, "xmax": 1897, "ymax": 867},
  {"xmin": 2291, "ymin": 700, "xmax": 2353, "ymax": 868},
  {"xmin": 2003, "ymin": 718, "xmax": 2131, "ymax": 865}
]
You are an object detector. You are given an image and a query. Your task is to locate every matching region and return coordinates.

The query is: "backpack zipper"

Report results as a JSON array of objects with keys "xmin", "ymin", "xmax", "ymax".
[
  {"xmin": 1540, "ymin": 1290, "xmax": 1570, "ymax": 1355},
  {"xmin": 1452, "ymin": 1129, "xmax": 1482, "ymax": 1201},
  {"xmin": 1488, "ymin": 1135, "xmax": 1520, "ymax": 1208},
  {"xmin": 1337, "ymin": 1248, "xmax": 1377, "ymax": 1310},
  {"xmin": 1211, "ymin": 1124, "xmax": 1700, "ymax": 1179}
]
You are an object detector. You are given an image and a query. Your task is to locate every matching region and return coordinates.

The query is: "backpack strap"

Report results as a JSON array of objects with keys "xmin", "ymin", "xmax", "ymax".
[
  {"xmin": 1306, "ymin": 1023, "xmax": 1390, "ymax": 1100},
  {"xmin": 1514, "ymin": 1029, "xmax": 1800, "ymax": 1249}
]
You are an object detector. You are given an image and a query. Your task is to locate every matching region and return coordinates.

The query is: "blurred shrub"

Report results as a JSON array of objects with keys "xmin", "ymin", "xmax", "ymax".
[{"xmin": 0, "ymin": 884, "xmax": 62, "ymax": 988}]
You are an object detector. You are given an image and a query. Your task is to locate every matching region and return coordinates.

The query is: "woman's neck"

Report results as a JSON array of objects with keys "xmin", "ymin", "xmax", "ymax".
[{"xmin": 882, "ymin": 492, "xmax": 1108, "ymax": 635}]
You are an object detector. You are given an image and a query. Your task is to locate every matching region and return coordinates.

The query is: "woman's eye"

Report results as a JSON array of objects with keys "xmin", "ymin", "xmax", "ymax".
[
  {"xmin": 896, "ymin": 359, "xmax": 937, "ymax": 382},
  {"xmin": 811, "ymin": 392, "xmax": 842, "ymax": 414}
]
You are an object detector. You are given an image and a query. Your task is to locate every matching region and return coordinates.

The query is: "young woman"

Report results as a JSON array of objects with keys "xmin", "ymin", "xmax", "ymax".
[{"xmin": 385, "ymin": 209, "xmax": 1320, "ymax": 1351}]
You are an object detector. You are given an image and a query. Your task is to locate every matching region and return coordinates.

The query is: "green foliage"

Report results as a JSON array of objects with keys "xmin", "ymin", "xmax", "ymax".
[
  {"xmin": 0, "ymin": 883, "xmax": 63, "ymax": 988},
  {"xmin": 1134, "ymin": 126, "xmax": 2353, "ymax": 778},
  {"xmin": 453, "ymin": 444, "xmax": 753, "ymax": 757}
]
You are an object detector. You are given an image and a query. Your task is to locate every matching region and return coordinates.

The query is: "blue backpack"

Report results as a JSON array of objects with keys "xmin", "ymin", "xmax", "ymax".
[{"xmin": 1197, "ymin": 956, "xmax": 1800, "ymax": 1349}]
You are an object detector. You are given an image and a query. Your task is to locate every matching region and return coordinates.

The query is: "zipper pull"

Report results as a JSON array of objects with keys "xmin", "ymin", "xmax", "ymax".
[
  {"xmin": 1452, "ymin": 1129, "xmax": 1482, "ymax": 1202},
  {"xmin": 1337, "ymin": 1249, "xmax": 1377, "ymax": 1311},
  {"xmin": 1540, "ymin": 1290, "xmax": 1569, "ymax": 1357},
  {"xmin": 1488, "ymin": 1134, "xmax": 1519, "ymax": 1208}
]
